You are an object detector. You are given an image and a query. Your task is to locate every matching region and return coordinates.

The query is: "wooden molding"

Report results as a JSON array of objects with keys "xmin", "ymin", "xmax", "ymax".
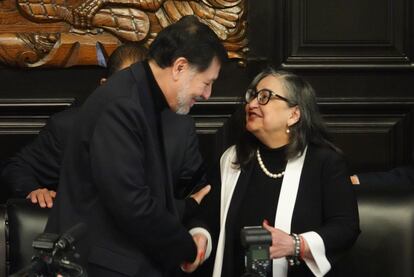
[
  {"xmin": 0, "ymin": 98, "xmax": 75, "ymax": 133},
  {"xmin": 279, "ymin": 0, "xmax": 414, "ymax": 69}
]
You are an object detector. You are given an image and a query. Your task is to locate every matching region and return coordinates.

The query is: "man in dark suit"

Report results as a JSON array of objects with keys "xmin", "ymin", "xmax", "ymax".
[
  {"xmin": 45, "ymin": 16, "xmax": 227, "ymax": 276},
  {"xmin": 1, "ymin": 106, "xmax": 77, "ymax": 204},
  {"xmin": 1, "ymin": 43, "xmax": 209, "ymax": 214}
]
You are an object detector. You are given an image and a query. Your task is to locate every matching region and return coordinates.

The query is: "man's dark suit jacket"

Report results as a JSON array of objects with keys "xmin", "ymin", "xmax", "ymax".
[
  {"xmin": 1, "ymin": 107, "xmax": 205, "ymax": 203},
  {"xmin": 45, "ymin": 62, "xmax": 199, "ymax": 276}
]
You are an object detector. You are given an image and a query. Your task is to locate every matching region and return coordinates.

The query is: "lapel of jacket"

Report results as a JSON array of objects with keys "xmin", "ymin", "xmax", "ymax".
[
  {"xmin": 272, "ymin": 147, "xmax": 308, "ymax": 277},
  {"xmin": 213, "ymin": 146, "xmax": 241, "ymax": 277},
  {"xmin": 224, "ymin": 162, "xmax": 254, "ymax": 233},
  {"xmin": 130, "ymin": 63, "xmax": 157, "ymax": 131},
  {"xmin": 130, "ymin": 63, "xmax": 178, "ymax": 216},
  {"xmin": 160, "ymin": 110, "xmax": 178, "ymax": 191}
]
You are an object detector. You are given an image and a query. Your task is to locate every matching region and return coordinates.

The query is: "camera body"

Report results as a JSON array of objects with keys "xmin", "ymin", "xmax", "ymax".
[
  {"xmin": 23, "ymin": 232, "xmax": 83, "ymax": 277},
  {"xmin": 32, "ymin": 233, "xmax": 60, "ymax": 250},
  {"xmin": 10, "ymin": 224, "xmax": 87, "ymax": 277},
  {"xmin": 241, "ymin": 226, "xmax": 272, "ymax": 277}
]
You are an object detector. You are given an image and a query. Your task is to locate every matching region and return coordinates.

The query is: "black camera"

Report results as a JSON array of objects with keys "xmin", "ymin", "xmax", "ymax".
[
  {"xmin": 11, "ymin": 223, "xmax": 87, "ymax": 277},
  {"xmin": 241, "ymin": 226, "xmax": 272, "ymax": 277}
]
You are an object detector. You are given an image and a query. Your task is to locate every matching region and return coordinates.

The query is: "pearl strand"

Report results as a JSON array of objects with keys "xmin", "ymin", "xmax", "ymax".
[{"xmin": 256, "ymin": 149, "xmax": 285, "ymax": 179}]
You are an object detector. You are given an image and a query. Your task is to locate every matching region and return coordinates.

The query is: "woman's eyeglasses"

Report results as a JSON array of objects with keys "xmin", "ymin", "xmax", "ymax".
[{"xmin": 245, "ymin": 88, "xmax": 293, "ymax": 105}]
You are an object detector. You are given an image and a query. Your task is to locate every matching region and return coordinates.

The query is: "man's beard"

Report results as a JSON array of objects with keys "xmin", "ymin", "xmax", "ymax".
[{"xmin": 176, "ymin": 83, "xmax": 192, "ymax": 115}]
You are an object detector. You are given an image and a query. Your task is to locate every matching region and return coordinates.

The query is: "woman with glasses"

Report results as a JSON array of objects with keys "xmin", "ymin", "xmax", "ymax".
[{"xmin": 190, "ymin": 68, "xmax": 360, "ymax": 277}]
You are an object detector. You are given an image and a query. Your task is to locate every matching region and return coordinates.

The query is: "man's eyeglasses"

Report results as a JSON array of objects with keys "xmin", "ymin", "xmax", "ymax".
[{"xmin": 245, "ymin": 88, "xmax": 293, "ymax": 105}]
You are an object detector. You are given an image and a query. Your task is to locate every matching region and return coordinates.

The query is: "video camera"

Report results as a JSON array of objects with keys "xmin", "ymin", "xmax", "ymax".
[
  {"xmin": 241, "ymin": 226, "xmax": 272, "ymax": 277},
  {"xmin": 10, "ymin": 223, "xmax": 88, "ymax": 277}
]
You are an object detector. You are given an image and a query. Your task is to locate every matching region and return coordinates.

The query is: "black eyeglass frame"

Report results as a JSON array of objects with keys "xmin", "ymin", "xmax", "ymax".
[{"xmin": 245, "ymin": 88, "xmax": 296, "ymax": 106}]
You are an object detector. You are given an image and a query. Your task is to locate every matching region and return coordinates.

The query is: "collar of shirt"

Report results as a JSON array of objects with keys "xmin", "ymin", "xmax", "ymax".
[{"xmin": 143, "ymin": 60, "xmax": 169, "ymax": 113}]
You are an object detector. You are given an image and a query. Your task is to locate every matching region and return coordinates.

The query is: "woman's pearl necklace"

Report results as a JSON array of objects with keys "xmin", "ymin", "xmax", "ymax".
[{"xmin": 256, "ymin": 149, "xmax": 285, "ymax": 179}]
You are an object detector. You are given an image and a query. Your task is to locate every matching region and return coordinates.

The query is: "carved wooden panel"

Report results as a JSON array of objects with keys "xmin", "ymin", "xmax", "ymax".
[
  {"xmin": 279, "ymin": 0, "xmax": 413, "ymax": 68},
  {"xmin": 0, "ymin": 0, "xmax": 247, "ymax": 67}
]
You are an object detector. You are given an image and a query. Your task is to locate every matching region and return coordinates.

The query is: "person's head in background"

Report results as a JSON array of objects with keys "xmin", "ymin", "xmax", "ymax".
[
  {"xmin": 236, "ymin": 68, "xmax": 340, "ymax": 168},
  {"xmin": 100, "ymin": 42, "xmax": 149, "ymax": 84},
  {"xmin": 148, "ymin": 15, "xmax": 227, "ymax": 115}
]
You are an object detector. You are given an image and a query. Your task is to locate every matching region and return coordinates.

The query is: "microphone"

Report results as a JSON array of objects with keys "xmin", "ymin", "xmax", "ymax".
[{"xmin": 55, "ymin": 222, "xmax": 87, "ymax": 251}]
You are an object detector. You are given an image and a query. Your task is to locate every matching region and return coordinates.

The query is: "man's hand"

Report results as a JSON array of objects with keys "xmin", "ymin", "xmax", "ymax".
[
  {"xmin": 26, "ymin": 188, "xmax": 56, "ymax": 208},
  {"xmin": 181, "ymin": 233, "xmax": 208, "ymax": 273},
  {"xmin": 190, "ymin": 184, "xmax": 211, "ymax": 204}
]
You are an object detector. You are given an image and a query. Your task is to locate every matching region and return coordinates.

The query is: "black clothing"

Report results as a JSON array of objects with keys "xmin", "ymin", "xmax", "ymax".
[
  {"xmin": 1, "ymin": 107, "xmax": 78, "ymax": 197},
  {"xmin": 1, "ymin": 110, "xmax": 205, "ymax": 202},
  {"xmin": 45, "ymin": 62, "xmax": 199, "ymax": 277},
  {"xmin": 1, "ymin": 63, "xmax": 206, "ymax": 210},
  {"xmin": 232, "ymin": 145, "xmax": 286, "ymax": 277},
  {"xmin": 192, "ymin": 144, "xmax": 360, "ymax": 277}
]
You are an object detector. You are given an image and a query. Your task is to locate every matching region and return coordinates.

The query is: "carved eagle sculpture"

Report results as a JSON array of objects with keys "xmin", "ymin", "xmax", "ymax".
[{"xmin": 17, "ymin": 0, "xmax": 247, "ymax": 60}]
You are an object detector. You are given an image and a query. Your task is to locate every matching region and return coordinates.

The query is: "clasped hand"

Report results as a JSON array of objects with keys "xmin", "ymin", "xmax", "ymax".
[{"xmin": 181, "ymin": 233, "xmax": 208, "ymax": 273}]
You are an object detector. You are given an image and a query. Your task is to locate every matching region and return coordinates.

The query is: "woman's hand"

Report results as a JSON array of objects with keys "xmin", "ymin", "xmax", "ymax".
[
  {"xmin": 181, "ymin": 233, "xmax": 208, "ymax": 273},
  {"xmin": 263, "ymin": 220, "xmax": 315, "ymax": 262},
  {"xmin": 262, "ymin": 220, "xmax": 295, "ymax": 259},
  {"xmin": 190, "ymin": 184, "xmax": 211, "ymax": 204}
]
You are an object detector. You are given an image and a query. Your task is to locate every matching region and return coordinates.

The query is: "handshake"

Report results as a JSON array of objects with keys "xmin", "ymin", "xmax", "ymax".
[{"xmin": 181, "ymin": 232, "xmax": 210, "ymax": 273}]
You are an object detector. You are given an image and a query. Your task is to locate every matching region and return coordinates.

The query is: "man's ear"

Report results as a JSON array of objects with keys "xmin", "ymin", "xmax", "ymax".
[
  {"xmin": 171, "ymin": 57, "xmax": 189, "ymax": 81},
  {"xmin": 100, "ymin": 78, "xmax": 107, "ymax": 85},
  {"xmin": 287, "ymin": 106, "xmax": 300, "ymax": 127}
]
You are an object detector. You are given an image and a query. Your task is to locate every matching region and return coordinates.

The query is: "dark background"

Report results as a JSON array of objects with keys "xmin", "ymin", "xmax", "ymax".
[{"xmin": 1, "ymin": 0, "xmax": 413, "ymax": 202}]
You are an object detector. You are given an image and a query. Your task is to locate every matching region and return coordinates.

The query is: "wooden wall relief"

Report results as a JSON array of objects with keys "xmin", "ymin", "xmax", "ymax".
[{"xmin": 0, "ymin": 0, "xmax": 247, "ymax": 67}]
